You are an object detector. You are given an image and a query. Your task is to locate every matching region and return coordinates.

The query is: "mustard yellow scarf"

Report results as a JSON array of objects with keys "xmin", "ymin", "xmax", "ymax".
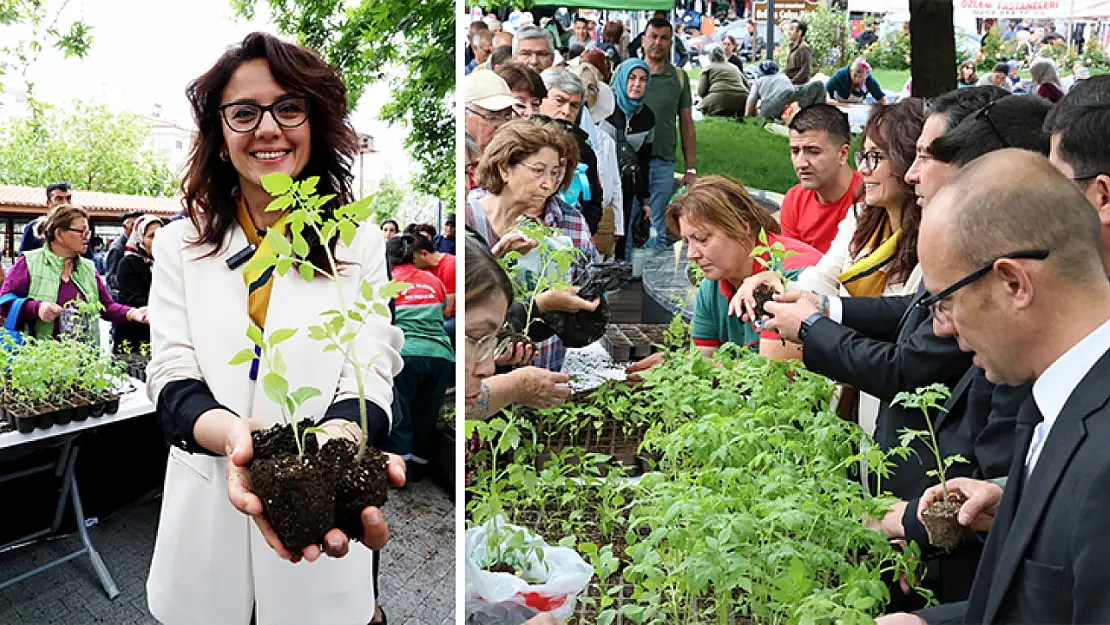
[
  {"xmin": 837, "ymin": 215, "xmax": 900, "ymax": 298},
  {"xmin": 235, "ymin": 200, "xmax": 288, "ymax": 330}
]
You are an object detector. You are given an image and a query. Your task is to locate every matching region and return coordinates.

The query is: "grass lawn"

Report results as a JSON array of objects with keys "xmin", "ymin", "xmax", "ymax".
[{"xmin": 677, "ymin": 117, "xmax": 798, "ymax": 194}]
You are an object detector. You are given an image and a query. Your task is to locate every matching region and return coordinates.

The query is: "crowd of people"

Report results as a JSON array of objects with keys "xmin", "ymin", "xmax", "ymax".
[{"xmin": 464, "ymin": 6, "xmax": 1110, "ymax": 622}]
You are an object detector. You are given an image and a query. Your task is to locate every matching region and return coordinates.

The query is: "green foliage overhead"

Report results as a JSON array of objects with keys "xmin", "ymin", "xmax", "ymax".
[
  {"xmin": 0, "ymin": 0, "xmax": 94, "ymax": 98},
  {"xmin": 367, "ymin": 177, "xmax": 407, "ymax": 227},
  {"xmin": 231, "ymin": 0, "xmax": 455, "ymax": 203},
  {"xmin": 0, "ymin": 101, "xmax": 178, "ymax": 197}
]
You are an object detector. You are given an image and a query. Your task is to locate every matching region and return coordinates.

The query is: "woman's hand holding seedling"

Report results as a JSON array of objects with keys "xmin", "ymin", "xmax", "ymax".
[
  {"xmin": 491, "ymin": 230, "xmax": 538, "ymax": 259},
  {"xmin": 507, "ymin": 367, "xmax": 571, "ymax": 408},
  {"xmin": 918, "ymin": 477, "xmax": 1002, "ymax": 533},
  {"xmin": 495, "ymin": 342, "xmax": 534, "ymax": 367},
  {"xmin": 38, "ymin": 301, "xmax": 63, "ymax": 323},
  {"xmin": 534, "ymin": 286, "xmax": 600, "ymax": 314},
  {"xmin": 319, "ymin": 453, "xmax": 407, "ymax": 557},
  {"xmin": 729, "ymin": 271, "xmax": 784, "ymax": 322},
  {"xmin": 126, "ymin": 306, "xmax": 150, "ymax": 324}
]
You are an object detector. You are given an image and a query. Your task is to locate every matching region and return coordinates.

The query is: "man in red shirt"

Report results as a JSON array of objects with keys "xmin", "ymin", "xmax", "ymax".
[
  {"xmin": 412, "ymin": 235, "xmax": 456, "ymax": 317},
  {"xmin": 779, "ymin": 104, "xmax": 862, "ymax": 254}
]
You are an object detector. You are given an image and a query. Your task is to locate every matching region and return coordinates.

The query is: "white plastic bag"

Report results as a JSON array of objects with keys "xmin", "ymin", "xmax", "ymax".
[{"xmin": 464, "ymin": 516, "xmax": 593, "ymax": 623}]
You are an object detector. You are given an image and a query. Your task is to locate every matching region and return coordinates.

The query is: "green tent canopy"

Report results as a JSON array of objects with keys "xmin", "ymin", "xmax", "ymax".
[{"xmin": 528, "ymin": 0, "xmax": 674, "ymax": 9}]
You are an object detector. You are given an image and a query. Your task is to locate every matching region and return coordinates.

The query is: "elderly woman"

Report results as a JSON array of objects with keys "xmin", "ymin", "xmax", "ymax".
[
  {"xmin": 0, "ymin": 204, "xmax": 146, "ymax": 343},
  {"xmin": 697, "ymin": 47, "xmax": 750, "ymax": 117},
  {"xmin": 825, "ymin": 57, "xmax": 887, "ymax": 104},
  {"xmin": 113, "ymin": 214, "xmax": 163, "ymax": 353},
  {"xmin": 144, "ymin": 32, "xmax": 403, "ymax": 625},
  {"xmin": 570, "ymin": 62, "xmax": 623, "ymax": 256},
  {"xmin": 466, "ymin": 118, "xmax": 600, "ymax": 372},
  {"xmin": 1030, "ymin": 57, "xmax": 1065, "ymax": 103}
]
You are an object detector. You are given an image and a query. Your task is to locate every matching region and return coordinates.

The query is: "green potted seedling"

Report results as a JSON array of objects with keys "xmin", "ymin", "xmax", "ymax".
[
  {"xmin": 893, "ymin": 383, "xmax": 969, "ymax": 551},
  {"xmin": 226, "ymin": 172, "xmax": 409, "ymax": 553},
  {"xmin": 748, "ymin": 228, "xmax": 798, "ymax": 325}
]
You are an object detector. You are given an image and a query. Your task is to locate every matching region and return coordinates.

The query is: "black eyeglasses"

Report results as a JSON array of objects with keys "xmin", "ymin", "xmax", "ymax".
[
  {"xmin": 975, "ymin": 99, "xmax": 1009, "ymax": 148},
  {"xmin": 855, "ymin": 150, "xmax": 884, "ymax": 171},
  {"xmin": 219, "ymin": 94, "xmax": 310, "ymax": 134},
  {"xmin": 917, "ymin": 250, "xmax": 1050, "ymax": 319},
  {"xmin": 1070, "ymin": 172, "xmax": 1109, "ymax": 183}
]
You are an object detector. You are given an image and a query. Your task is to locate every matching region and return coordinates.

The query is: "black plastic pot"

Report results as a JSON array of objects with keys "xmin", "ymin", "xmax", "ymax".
[{"xmin": 55, "ymin": 401, "xmax": 74, "ymax": 426}]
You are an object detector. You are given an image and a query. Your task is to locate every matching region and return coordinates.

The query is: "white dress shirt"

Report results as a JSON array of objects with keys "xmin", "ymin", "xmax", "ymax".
[{"xmin": 1026, "ymin": 314, "xmax": 1110, "ymax": 478}]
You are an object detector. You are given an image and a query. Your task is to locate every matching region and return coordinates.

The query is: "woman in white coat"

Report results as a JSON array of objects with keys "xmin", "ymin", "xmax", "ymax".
[{"xmin": 145, "ymin": 32, "xmax": 404, "ymax": 625}]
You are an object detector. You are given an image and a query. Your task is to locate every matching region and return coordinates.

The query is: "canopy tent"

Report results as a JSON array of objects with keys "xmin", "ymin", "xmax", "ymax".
[{"xmin": 529, "ymin": 0, "xmax": 675, "ymax": 8}]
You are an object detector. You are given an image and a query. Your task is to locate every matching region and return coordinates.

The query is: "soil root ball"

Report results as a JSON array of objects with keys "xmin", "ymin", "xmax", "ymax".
[{"xmin": 921, "ymin": 496, "xmax": 967, "ymax": 552}]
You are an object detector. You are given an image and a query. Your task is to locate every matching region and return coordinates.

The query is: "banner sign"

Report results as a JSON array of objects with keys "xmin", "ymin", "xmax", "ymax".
[{"xmin": 752, "ymin": 0, "xmax": 819, "ymax": 24}]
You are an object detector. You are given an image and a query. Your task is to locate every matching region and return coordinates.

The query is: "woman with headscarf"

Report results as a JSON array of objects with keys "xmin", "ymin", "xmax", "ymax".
[
  {"xmin": 1030, "ymin": 57, "xmax": 1065, "ymax": 103},
  {"xmin": 697, "ymin": 46, "xmax": 750, "ymax": 117},
  {"xmin": 598, "ymin": 59, "xmax": 655, "ymax": 261},
  {"xmin": 825, "ymin": 57, "xmax": 887, "ymax": 104},
  {"xmin": 113, "ymin": 214, "xmax": 163, "ymax": 353}
]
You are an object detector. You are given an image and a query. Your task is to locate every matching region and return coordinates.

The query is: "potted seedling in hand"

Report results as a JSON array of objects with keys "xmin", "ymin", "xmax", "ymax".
[
  {"xmin": 227, "ymin": 172, "xmax": 409, "ymax": 553},
  {"xmin": 893, "ymin": 383, "xmax": 969, "ymax": 551},
  {"xmin": 748, "ymin": 228, "xmax": 798, "ymax": 327}
]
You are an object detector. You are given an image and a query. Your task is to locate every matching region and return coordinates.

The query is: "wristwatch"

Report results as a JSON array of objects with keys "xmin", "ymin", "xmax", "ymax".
[
  {"xmin": 685, "ymin": 168, "xmax": 696, "ymax": 175},
  {"xmin": 797, "ymin": 312, "xmax": 824, "ymax": 342}
]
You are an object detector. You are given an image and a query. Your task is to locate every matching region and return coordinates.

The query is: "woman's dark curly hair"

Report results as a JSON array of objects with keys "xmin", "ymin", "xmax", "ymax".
[
  {"xmin": 182, "ymin": 32, "xmax": 357, "ymax": 273},
  {"xmin": 852, "ymin": 98, "xmax": 925, "ymax": 285}
]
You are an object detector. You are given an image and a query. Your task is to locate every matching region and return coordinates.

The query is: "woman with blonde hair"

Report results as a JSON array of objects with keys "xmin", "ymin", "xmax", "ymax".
[
  {"xmin": 625, "ymin": 175, "xmax": 822, "ymax": 378},
  {"xmin": 0, "ymin": 203, "xmax": 146, "ymax": 343}
]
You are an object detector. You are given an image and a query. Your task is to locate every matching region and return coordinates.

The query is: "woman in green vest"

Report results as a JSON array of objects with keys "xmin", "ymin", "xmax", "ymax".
[{"xmin": 0, "ymin": 204, "xmax": 147, "ymax": 344}]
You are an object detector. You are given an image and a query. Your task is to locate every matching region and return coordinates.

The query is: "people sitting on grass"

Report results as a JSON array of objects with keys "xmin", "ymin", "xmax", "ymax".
[
  {"xmin": 745, "ymin": 60, "xmax": 826, "ymax": 122},
  {"xmin": 825, "ymin": 57, "xmax": 887, "ymax": 104},
  {"xmin": 1029, "ymin": 57, "xmax": 1065, "ymax": 103},
  {"xmin": 624, "ymin": 175, "xmax": 823, "ymax": 379},
  {"xmin": 697, "ymin": 47, "xmax": 750, "ymax": 118},
  {"xmin": 957, "ymin": 60, "xmax": 978, "ymax": 88},
  {"xmin": 779, "ymin": 104, "xmax": 863, "ymax": 254},
  {"xmin": 977, "ymin": 62, "xmax": 1014, "ymax": 91}
]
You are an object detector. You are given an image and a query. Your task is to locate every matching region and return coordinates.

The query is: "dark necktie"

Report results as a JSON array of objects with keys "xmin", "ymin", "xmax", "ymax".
[{"xmin": 996, "ymin": 398, "xmax": 1045, "ymax": 528}]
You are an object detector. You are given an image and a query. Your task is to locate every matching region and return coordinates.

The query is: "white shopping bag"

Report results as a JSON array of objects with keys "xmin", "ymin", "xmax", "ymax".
[{"xmin": 464, "ymin": 516, "xmax": 593, "ymax": 623}]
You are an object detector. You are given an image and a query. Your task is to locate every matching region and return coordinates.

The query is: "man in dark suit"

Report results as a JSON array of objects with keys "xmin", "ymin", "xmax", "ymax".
[
  {"xmin": 879, "ymin": 150, "xmax": 1110, "ymax": 625},
  {"xmin": 752, "ymin": 88, "xmax": 1047, "ymax": 606}
]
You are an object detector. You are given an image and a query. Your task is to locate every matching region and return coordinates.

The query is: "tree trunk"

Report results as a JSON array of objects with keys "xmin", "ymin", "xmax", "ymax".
[{"xmin": 910, "ymin": 0, "xmax": 957, "ymax": 97}]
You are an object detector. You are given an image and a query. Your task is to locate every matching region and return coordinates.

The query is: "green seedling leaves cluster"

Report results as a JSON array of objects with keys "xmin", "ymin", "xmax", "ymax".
[
  {"xmin": 750, "ymin": 228, "xmax": 799, "ymax": 287},
  {"xmin": 228, "ymin": 172, "xmax": 409, "ymax": 462},
  {"xmin": 893, "ymin": 383, "xmax": 968, "ymax": 501},
  {"xmin": 2, "ymin": 332, "xmax": 128, "ymax": 409},
  {"xmin": 466, "ymin": 341, "xmax": 926, "ymax": 624},
  {"xmin": 497, "ymin": 216, "xmax": 585, "ymax": 335}
]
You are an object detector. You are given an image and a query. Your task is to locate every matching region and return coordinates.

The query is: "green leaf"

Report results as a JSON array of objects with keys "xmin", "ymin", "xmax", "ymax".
[
  {"xmin": 291, "ymin": 386, "xmax": 323, "ymax": 406},
  {"xmin": 272, "ymin": 349, "xmax": 287, "ymax": 376},
  {"xmin": 339, "ymin": 221, "xmax": 356, "ymax": 247},
  {"xmin": 361, "ymin": 280, "xmax": 375, "ymax": 301},
  {"xmin": 228, "ymin": 348, "xmax": 257, "ymax": 366},
  {"xmin": 246, "ymin": 324, "xmax": 264, "ymax": 348},
  {"xmin": 266, "ymin": 195, "xmax": 293, "ymax": 212},
  {"xmin": 241, "ymin": 251, "xmax": 276, "ymax": 276},
  {"xmin": 268, "ymin": 328, "xmax": 297, "ymax": 347},
  {"xmin": 598, "ymin": 610, "xmax": 617, "ymax": 625},
  {"xmin": 276, "ymin": 258, "xmax": 293, "ymax": 275},
  {"xmin": 380, "ymin": 280, "xmax": 411, "ymax": 300},
  {"xmin": 265, "ymin": 228, "xmax": 292, "ymax": 257},
  {"xmin": 261, "ymin": 172, "xmax": 293, "ymax": 196},
  {"xmin": 299, "ymin": 176, "xmax": 320, "ymax": 196},
  {"xmin": 291, "ymin": 231, "xmax": 310, "ymax": 257},
  {"xmin": 263, "ymin": 372, "xmax": 289, "ymax": 404},
  {"xmin": 298, "ymin": 262, "xmax": 315, "ymax": 282}
]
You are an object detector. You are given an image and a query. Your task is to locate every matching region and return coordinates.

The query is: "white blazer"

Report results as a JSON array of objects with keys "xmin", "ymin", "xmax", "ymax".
[{"xmin": 144, "ymin": 218, "xmax": 404, "ymax": 625}]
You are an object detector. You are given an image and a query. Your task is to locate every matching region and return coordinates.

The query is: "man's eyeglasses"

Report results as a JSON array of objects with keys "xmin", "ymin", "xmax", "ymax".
[
  {"xmin": 917, "ymin": 250, "xmax": 1050, "ymax": 320},
  {"xmin": 219, "ymin": 94, "xmax": 310, "ymax": 134},
  {"xmin": 976, "ymin": 99, "xmax": 1009, "ymax": 148},
  {"xmin": 466, "ymin": 107, "xmax": 516, "ymax": 123},
  {"xmin": 466, "ymin": 325, "xmax": 512, "ymax": 363},
  {"xmin": 855, "ymin": 150, "xmax": 884, "ymax": 171}
]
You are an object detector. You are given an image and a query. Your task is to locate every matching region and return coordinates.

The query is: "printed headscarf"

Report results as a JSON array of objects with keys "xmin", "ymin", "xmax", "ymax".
[
  {"xmin": 613, "ymin": 58, "xmax": 651, "ymax": 118},
  {"xmin": 850, "ymin": 57, "xmax": 872, "ymax": 78},
  {"xmin": 125, "ymin": 215, "xmax": 164, "ymax": 260}
]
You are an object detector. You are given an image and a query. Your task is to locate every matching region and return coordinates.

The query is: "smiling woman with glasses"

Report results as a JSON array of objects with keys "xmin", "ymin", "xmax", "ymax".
[
  {"xmin": 0, "ymin": 203, "xmax": 145, "ymax": 345},
  {"xmin": 141, "ymin": 31, "xmax": 405, "ymax": 625}
]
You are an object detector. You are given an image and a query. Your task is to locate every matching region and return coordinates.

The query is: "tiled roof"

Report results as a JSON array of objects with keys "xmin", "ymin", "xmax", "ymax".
[{"xmin": 0, "ymin": 184, "xmax": 183, "ymax": 216}]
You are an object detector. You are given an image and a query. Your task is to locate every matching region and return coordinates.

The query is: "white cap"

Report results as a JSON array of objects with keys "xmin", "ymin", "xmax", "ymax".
[
  {"xmin": 591, "ymin": 82, "xmax": 615, "ymax": 121},
  {"xmin": 464, "ymin": 70, "xmax": 522, "ymax": 111}
]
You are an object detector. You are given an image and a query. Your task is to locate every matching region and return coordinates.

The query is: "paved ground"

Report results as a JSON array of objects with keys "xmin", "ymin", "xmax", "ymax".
[{"xmin": 0, "ymin": 477, "xmax": 456, "ymax": 625}]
